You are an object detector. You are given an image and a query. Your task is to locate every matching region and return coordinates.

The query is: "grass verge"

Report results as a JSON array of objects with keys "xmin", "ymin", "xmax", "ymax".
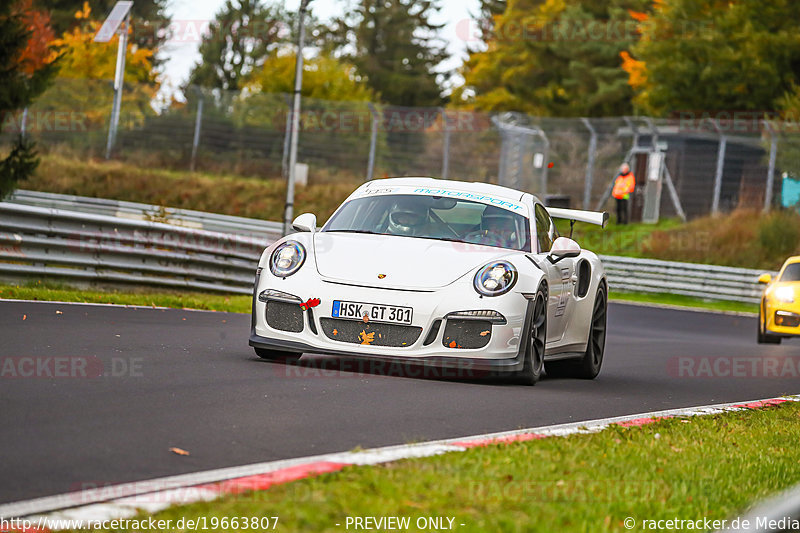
[
  {"xmin": 23, "ymin": 154, "xmax": 360, "ymax": 222},
  {"xmin": 609, "ymin": 291, "xmax": 758, "ymax": 315},
  {"xmin": 556, "ymin": 218, "xmax": 683, "ymax": 257},
  {"xmin": 64, "ymin": 401, "xmax": 800, "ymax": 532},
  {"xmin": 0, "ymin": 282, "xmax": 250, "ymax": 313}
]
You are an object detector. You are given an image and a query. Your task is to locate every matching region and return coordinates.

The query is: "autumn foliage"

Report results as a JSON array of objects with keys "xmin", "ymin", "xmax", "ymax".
[
  {"xmin": 51, "ymin": 2, "xmax": 157, "ymax": 86},
  {"xmin": 14, "ymin": 0, "xmax": 56, "ymax": 75}
]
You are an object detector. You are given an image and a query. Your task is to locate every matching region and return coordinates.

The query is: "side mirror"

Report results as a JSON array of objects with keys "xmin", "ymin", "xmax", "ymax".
[
  {"xmin": 758, "ymin": 273, "xmax": 772, "ymax": 284},
  {"xmin": 549, "ymin": 237, "xmax": 581, "ymax": 262},
  {"xmin": 292, "ymin": 213, "xmax": 317, "ymax": 233}
]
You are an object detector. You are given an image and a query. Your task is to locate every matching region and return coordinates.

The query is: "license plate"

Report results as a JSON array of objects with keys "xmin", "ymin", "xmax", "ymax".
[{"xmin": 331, "ymin": 300, "xmax": 413, "ymax": 325}]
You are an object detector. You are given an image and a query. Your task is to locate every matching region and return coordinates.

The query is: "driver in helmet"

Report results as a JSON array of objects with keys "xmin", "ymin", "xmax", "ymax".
[
  {"xmin": 386, "ymin": 200, "xmax": 430, "ymax": 237},
  {"xmin": 476, "ymin": 206, "xmax": 517, "ymax": 248}
]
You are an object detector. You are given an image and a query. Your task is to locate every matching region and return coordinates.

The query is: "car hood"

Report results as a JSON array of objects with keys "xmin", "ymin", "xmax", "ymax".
[{"xmin": 313, "ymin": 232, "xmax": 511, "ymax": 290}]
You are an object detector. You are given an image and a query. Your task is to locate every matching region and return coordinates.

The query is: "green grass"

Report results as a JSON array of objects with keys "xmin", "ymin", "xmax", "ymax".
[
  {"xmin": 63, "ymin": 401, "xmax": 800, "ymax": 532},
  {"xmin": 557, "ymin": 218, "xmax": 683, "ymax": 257},
  {"xmin": 0, "ymin": 281, "xmax": 250, "ymax": 313},
  {"xmin": 609, "ymin": 291, "xmax": 758, "ymax": 315}
]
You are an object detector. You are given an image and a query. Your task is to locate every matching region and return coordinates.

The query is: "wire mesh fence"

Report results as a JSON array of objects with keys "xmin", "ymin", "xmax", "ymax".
[{"xmin": 3, "ymin": 78, "xmax": 799, "ymax": 220}]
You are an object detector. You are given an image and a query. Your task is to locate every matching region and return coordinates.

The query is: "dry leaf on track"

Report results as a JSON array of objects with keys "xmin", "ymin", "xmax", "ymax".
[{"xmin": 170, "ymin": 447, "xmax": 190, "ymax": 456}]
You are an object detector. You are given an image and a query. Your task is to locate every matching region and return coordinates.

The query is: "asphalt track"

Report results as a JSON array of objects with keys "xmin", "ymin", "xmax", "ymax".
[{"xmin": 1, "ymin": 300, "xmax": 799, "ymax": 505}]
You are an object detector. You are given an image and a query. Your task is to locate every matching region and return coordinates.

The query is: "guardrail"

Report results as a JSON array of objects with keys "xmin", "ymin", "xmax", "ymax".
[
  {"xmin": 0, "ymin": 202, "xmax": 266, "ymax": 295},
  {"xmin": 601, "ymin": 255, "xmax": 774, "ymax": 304},
  {"xmin": 7, "ymin": 190, "xmax": 282, "ymax": 240},
  {"xmin": 0, "ymin": 191, "xmax": 776, "ymax": 302}
]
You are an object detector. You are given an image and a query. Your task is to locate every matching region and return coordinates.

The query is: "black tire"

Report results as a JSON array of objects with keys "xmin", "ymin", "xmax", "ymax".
[
  {"xmin": 757, "ymin": 303, "xmax": 781, "ymax": 344},
  {"xmin": 254, "ymin": 347, "xmax": 302, "ymax": 362},
  {"xmin": 546, "ymin": 286, "xmax": 607, "ymax": 379},
  {"xmin": 513, "ymin": 285, "xmax": 547, "ymax": 385}
]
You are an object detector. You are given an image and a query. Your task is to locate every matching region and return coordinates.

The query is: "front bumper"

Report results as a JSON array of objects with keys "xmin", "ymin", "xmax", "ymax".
[
  {"xmin": 765, "ymin": 305, "xmax": 800, "ymax": 337},
  {"xmin": 250, "ymin": 270, "xmax": 533, "ymax": 373},
  {"xmin": 249, "ymin": 333, "xmax": 526, "ymax": 372}
]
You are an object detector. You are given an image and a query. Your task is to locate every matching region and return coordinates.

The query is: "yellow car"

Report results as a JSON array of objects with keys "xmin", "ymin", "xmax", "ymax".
[{"xmin": 758, "ymin": 256, "xmax": 800, "ymax": 344}]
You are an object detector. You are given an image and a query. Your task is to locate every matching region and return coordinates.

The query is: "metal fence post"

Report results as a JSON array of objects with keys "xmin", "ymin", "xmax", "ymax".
[
  {"xmin": 497, "ymin": 133, "xmax": 508, "ymax": 186},
  {"xmin": 763, "ymin": 120, "xmax": 777, "ymax": 212},
  {"xmin": 662, "ymin": 165, "xmax": 687, "ymax": 222},
  {"xmin": 580, "ymin": 118, "xmax": 597, "ymax": 210},
  {"xmin": 711, "ymin": 119, "xmax": 726, "ymax": 215},
  {"xmin": 539, "ymin": 131, "xmax": 550, "ymax": 196},
  {"xmin": 366, "ymin": 103, "xmax": 379, "ymax": 181},
  {"xmin": 281, "ymin": 94, "xmax": 292, "ymax": 180},
  {"xmin": 491, "ymin": 116, "xmax": 506, "ymax": 186},
  {"xmin": 104, "ymin": 14, "xmax": 129, "ymax": 160},
  {"xmin": 513, "ymin": 132, "xmax": 525, "ymax": 189},
  {"xmin": 20, "ymin": 107, "xmax": 28, "ymax": 137},
  {"xmin": 189, "ymin": 95, "xmax": 203, "ymax": 172},
  {"xmin": 440, "ymin": 108, "xmax": 450, "ymax": 180}
]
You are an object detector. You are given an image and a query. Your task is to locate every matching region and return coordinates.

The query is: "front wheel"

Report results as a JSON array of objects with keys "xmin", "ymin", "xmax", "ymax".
[
  {"xmin": 512, "ymin": 285, "xmax": 547, "ymax": 385},
  {"xmin": 546, "ymin": 286, "xmax": 607, "ymax": 379},
  {"xmin": 757, "ymin": 304, "xmax": 781, "ymax": 344},
  {"xmin": 254, "ymin": 347, "xmax": 302, "ymax": 363}
]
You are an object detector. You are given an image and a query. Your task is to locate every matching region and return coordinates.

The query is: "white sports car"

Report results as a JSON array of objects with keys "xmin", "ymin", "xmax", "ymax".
[{"xmin": 250, "ymin": 177, "xmax": 609, "ymax": 385}]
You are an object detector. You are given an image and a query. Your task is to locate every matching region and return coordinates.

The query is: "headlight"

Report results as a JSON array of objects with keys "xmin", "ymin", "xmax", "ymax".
[
  {"xmin": 473, "ymin": 261, "xmax": 517, "ymax": 297},
  {"xmin": 775, "ymin": 286, "xmax": 795, "ymax": 303},
  {"xmin": 269, "ymin": 241, "xmax": 306, "ymax": 278}
]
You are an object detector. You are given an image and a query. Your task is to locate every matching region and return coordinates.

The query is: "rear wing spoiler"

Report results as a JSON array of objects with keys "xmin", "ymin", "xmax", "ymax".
[{"xmin": 546, "ymin": 207, "xmax": 609, "ymax": 229}]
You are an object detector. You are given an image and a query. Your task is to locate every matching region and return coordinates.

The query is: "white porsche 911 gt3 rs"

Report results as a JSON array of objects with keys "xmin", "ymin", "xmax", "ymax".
[{"xmin": 250, "ymin": 177, "xmax": 609, "ymax": 385}]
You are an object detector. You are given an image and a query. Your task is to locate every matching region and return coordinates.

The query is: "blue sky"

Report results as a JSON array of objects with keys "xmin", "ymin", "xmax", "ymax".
[{"xmin": 160, "ymin": 0, "xmax": 483, "ymax": 94}]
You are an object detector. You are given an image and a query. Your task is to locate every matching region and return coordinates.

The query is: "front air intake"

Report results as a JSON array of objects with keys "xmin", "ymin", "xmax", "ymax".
[
  {"xmin": 266, "ymin": 301, "xmax": 304, "ymax": 333},
  {"xmin": 442, "ymin": 319, "xmax": 492, "ymax": 349}
]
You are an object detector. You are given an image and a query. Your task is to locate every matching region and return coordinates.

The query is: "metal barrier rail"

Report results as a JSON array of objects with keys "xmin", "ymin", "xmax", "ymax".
[
  {"xmin": 0, "ymin": 202, "xmax": 267, "ymax": 295},
  {"xmin": 0, "ymin": 192, "xmax": 776, "ymax": 302},
  {"xmin": 600, "ymin": 255, "xmax": 774, "ymax": 304},
  {"xmin": 7, "ymin": 190, "xmax": 282, "ymax": 240}
]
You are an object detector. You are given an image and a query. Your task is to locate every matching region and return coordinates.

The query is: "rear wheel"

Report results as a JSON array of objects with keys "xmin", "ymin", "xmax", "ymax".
[
  {"xmin": 757, "ymin": 302, "xmax": 781, "ymax": 344},
  {"xmin": 546, "ymin": 286, "xmax": 607, "ymax": 379},
  {"xmin": 513, "ymin": 286, "xmax": 547, "ymax": 385},
  {"xmin": 254, "ymin": 347, "xmax": 302, "ymax": 362}
]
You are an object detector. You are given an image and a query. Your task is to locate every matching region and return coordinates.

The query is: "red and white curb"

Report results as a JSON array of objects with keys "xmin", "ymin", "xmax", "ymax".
[{"xmin": 2, "ymin": 395, "xmax": 798, "ymax": 530}]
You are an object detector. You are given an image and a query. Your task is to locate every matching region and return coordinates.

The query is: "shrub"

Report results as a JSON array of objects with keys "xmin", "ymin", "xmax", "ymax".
[{"xmin": 757, "ymin": 209, "xmax": 800, "ymax": 260}]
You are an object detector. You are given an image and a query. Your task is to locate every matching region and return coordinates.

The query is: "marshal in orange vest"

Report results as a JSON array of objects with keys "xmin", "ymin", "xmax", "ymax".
[{"xmin": 612, "ymin": 171, "xmax": 635, "ymax": 200}]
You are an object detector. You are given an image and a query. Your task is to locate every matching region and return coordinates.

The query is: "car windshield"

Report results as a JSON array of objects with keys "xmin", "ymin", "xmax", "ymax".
[
  {"xmin": 780, "ymin": 263, "xmax": 800, "ymax": 282},
  {"xmin": 323, "ymin": 194, "xmax": 531, "ymax": 252}
]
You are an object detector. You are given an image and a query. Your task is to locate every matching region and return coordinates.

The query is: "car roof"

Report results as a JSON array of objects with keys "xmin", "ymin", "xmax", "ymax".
[
  {"xmin": 361, "ymin": 177, "xmax": 532, "ymax": 203},
  {"xmin": 784, "ymin": 256, "xmax": 800, "ymax": 266}
]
